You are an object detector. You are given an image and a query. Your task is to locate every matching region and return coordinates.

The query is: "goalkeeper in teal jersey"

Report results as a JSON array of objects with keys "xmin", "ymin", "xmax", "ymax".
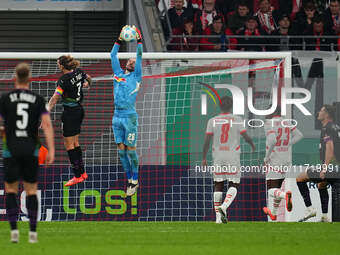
[{"xmin": 111, "ymin": 26, "xmax": 142, "ymax": 196}]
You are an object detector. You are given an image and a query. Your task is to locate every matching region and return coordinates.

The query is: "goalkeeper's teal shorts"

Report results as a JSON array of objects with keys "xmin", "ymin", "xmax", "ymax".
[{"xmin": 112, "ymin": 114, "xmax": 138, "ymax": 147}]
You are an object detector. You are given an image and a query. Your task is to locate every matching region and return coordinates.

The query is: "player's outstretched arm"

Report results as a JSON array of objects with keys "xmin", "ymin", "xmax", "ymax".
[
  {"xmin": 241, "ymin": 132, "xmax": 256, "ymax": 152},
  {"xmin": 290, "ymin": 127, "xmax": 304, "ymax": 145},
  {"xmin": 41, "ymin": 113, "xmax": 55, "ymax": 164},
  {"xmin": 133, "ymin": 26, "xmax": 143, "ymax": 81},
  {"xmin": 110, "ymin": 26, "xmax": 127, "ymax": 76}
]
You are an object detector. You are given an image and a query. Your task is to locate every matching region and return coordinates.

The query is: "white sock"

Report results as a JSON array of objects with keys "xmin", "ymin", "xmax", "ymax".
[
  {"xmin": 128, "ymin": 179, "xmax": 132, "ymax": 184},
  {"xmin": 214, "ymin": 192, "xmax": 223, "ymax": 218},
  {"xmin": 132, "ymin": 180, "xmax": 138, "ymax": 185},
  {"xmin": 221, "ymin": 187, "xmax": 237, "ymax": 210},
  {"xmin": 322, "ymin": 213, "xmax": 328, "ymax": 218},
  {"xmin": 268, "ymin": 188, "xmax": 285, "ymax": 199},
  {"xmin": 272, "ymin": 198, "xmax": 281, "ymax": 215}
]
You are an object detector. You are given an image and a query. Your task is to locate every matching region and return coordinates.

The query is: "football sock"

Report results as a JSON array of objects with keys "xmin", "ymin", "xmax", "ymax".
[
  {"xmin": 74, "ymin": 146, "xmax": 85, "ymax": 174},
  {"xmin": 318, "ymin": 188, "xmax": 329, "ymax": 214},
  {"xmin": 213, "ymin": 192, "xmax": 222, "ymax": 216},
  {"xmin": 268, "ymin": 188, "xmax": 285, "ymax": 199},
  {"xmin": 127, "ymin": 150, "xmax": 139, "ymax": 181},
  {"xmin": 272, "ymin": 198, "xmax": 281, "ymax": 215},
  {"xmin": 6, "ymin": 193, "xmax": 18, "ymax": 230},
  {"xmin": 221, "ymin": 187, "xmax": 237, "ymax": 209},
  {"xmin": 67, "ymin": 149, "xmax": 81, "ymax": 178},
  {"xmin": 118, "ymin": 150, "xmax": 132, "ymax": 180},
  {"xmin": 297, "ymin": 182, "xmax": 312, "ymax": 207},
  {"xmin": 26, "ymin": 195, "xmax": 38, "ymax": 232}
]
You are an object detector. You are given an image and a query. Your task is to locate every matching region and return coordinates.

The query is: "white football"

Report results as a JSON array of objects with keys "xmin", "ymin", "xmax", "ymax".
[{"xmin": 121, "ymin": 26, "xmax": 137, "ymax": 42}]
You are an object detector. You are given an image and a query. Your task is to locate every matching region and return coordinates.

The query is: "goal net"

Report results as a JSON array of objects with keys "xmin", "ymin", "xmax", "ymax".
[{"xmin": 0, "ymin": 52, "xmax": 291, "ymax": 221}]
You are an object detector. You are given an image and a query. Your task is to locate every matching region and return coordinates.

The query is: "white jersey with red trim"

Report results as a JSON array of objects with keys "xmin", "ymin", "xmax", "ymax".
[
  {"xmin": 264, "ymin": 116, "xmax": 294, "ymax": 165},
  {"xmin": 206, "ymin": 113, "xmax": 246, "ymax": 162}
]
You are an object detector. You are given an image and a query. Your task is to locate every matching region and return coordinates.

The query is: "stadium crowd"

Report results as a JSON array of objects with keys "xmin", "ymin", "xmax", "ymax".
[{"xmin": 157, "ymin": 0, "xmax": 340, "ymax": 51}]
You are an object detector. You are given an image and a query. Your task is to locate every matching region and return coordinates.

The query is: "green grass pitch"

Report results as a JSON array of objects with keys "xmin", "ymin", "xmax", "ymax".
[{"xmin": 0, "ymin": 222, "xmax": 339, "ymax": 255}]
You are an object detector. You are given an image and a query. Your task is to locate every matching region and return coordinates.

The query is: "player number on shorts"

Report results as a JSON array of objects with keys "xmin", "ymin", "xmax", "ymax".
[
  {"xmin": 220, "ymin": 123, "xmax": 230, "ymax": 144},
  {"xmin": 275, "ymin": 127, "xmax": 290, "ymax": 146},
  {"xmin": 16, "ymin": 103, "xmax": 29, "ymax": 129},
  {"xmin": 128, "ymin": 133, "xmax": 135, "ymax": 142},
  {"xmin": 76, "ymin": 82, "xmax": 81, "ymax": 101}
]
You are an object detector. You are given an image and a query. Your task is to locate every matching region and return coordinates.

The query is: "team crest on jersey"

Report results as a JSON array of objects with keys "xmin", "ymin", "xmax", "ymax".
[{"xmin": 114, "ymin": 75, "xmax": 126, "ymax": 83}]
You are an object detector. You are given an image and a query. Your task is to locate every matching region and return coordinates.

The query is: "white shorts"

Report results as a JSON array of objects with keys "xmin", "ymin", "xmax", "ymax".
[
  {"xmin": 212, "ymin": 159, "xmax": 241, "ymax": 183},
  {"xmin": 264, "ymin": 162, "xmax": 290, "ymax": 180}
]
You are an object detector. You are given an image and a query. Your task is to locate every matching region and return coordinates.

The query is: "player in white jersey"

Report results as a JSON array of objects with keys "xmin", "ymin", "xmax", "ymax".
[
  {"xmin": 203, "ymin": 96, "xmax": 255, "ymax": 224},
  {"xmin": 262, "ymin": 107, "xmax": 303, "ymax": 221}
]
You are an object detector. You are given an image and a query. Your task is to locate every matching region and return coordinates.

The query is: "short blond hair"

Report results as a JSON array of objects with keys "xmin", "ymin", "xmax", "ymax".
[{"xmin": 16, "ymin": 63, "xmax": 31, "ymax": 84}]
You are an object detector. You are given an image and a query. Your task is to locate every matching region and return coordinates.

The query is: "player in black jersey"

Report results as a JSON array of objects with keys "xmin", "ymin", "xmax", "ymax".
[
  {"xmin": 47, "ymin": 55, "xmax": 92, "ymax": 187},
  {"xmin": 296, "ymin": 104, "xmax": 340, "ymax": 222},
  {"xmin": 0, "ymin": 63, "xmax": 55, "ymax": 243}
]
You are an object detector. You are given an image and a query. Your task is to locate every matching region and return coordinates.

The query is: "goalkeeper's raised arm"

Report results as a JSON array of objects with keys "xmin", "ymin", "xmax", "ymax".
[{"xmin": 110, "ymin": 26, "xmax": 143, "ymax": 197}]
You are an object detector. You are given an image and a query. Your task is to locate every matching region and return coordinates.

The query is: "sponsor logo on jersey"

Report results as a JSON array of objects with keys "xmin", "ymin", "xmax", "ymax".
[{"xmin": 114, "ymin": 75, "xmax": 126, "ymax": 83}]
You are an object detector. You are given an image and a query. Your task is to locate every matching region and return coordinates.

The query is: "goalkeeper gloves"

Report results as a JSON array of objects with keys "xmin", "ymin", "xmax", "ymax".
[
  {"xmin": 132, "ymin": 25, "xmax": 143, "ymax": 43},
  {"xmin": 117, "ymin": 25, "xmax": 129, "ymax": 43}
]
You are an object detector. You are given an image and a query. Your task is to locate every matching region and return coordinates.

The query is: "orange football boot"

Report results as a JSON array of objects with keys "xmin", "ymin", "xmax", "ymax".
[
  {"xmin": 81, "ymin": 172, "xmax": 88, "ymax": 180},
  {"xmin": 263, "ymin": 207, "xmax": 277, "ymax": 221},
  {"xmin": 64, "ymin": 176, "xmax": 84, "ymax": 187}
]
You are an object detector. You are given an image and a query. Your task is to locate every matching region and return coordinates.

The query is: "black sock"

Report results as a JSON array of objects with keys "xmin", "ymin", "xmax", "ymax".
[
  {"xmin": 297, "ymin": 182, "xmax": 312, "ymax": 207},
  {"xmin": 74, "ymin": 146, "xmax": 85, "ymax": 174},
  {"xmin": 6, "ymin": 193, "xmax": 18, "ymax": 230},
  {"xmin": 26, "ymin": 195, "xmax": 38, "ymax": 232},
  {"xmin": 319, "ymin": 188, "xmax": 329, "ymax": 213},
  {"xmin": 67, "ymin": 149, "xmax": 81, "ymax": 178}
]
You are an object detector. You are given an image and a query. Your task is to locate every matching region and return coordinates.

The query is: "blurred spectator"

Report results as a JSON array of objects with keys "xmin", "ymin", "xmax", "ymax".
[
  {"xmin": 237, "ymin": 16, "xmax": 266, "ymax": 51},
  {"xmin": 167, "ymin": 0, "xmax": 195, "ymax": 30},
  {"xmin": 294, "ymin": 1, "xmax": 318, "ymax": 34},
  {"xmin": 215, "ymin": 0, "xmax": 239, "ymax": 16},
  {"xmin": 169, "ymin": 19, "xmax": 199, "ymax": 51},
  {"xmin": 193, "ymin": 0, "xmax": 223, "ymax": 33},
  {"xmin": 323, "ymin": 0, "xmax": 340, "ymax": 35},
  {"xmin": 253, "ymin": 0, "xmax": 280, "ymax": 13},
  {"xmin": 161, "ymin": 0, "xmax": 196, "ymax": 41},
  {"xmin": 188, "ymin": 0, "xmax": 203, "ymax": 10},
  {"xmin": 279, "ymin": 0, "xmax": 306, "ymax": 21},
  {"xmin": 304, "ymin": 15, "xmax": 335, "ymax": 51},
  {"xmin": 158, "ymin": 0, "xmax": 191, "ymax": 13},
  {"xmin": 314, "ymin": 0, "xmax": 329, "ymax": 13},
  {"xmin": 267, "ymin": 14, "xmax": 302, "ymax": 51},
  {"xmin": 254, "ymin": 0, "xmax": 280, "ymax": 34},
  {"xmin": 200, "ymin": 15, "xmax": 237, "ymax": 51},
  {"xmin": 228, "ymin": 1, "xmax": 251, "ymax": 34}
]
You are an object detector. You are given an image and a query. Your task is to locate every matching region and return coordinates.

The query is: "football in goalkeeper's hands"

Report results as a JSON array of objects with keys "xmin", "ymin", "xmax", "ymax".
[{"xmin": 121, "ymin": 25, "xmax": 137, "ymax": 42}]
